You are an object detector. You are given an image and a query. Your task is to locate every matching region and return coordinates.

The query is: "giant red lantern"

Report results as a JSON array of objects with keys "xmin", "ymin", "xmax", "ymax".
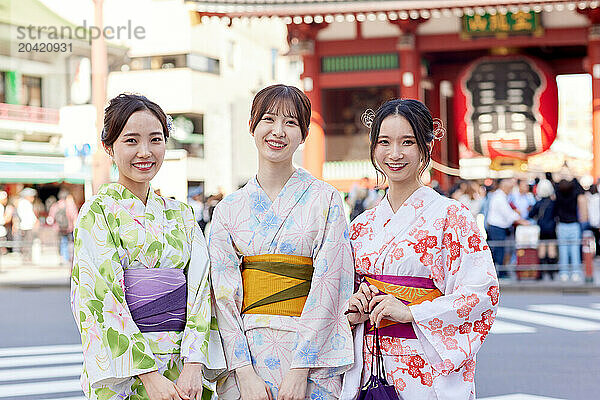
[{"xmin": 455, "ymin": 55, "xmax": 558, "ymax": 160}]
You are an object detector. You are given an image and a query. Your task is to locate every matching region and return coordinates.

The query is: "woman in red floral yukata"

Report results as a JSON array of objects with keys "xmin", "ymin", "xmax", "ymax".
[{"xmin": 341, "ymin": 99, "xmax": 499, "ymax": 400}]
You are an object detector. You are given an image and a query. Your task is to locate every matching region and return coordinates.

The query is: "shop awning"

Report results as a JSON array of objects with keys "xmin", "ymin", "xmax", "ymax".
[{"xmin": 0, "ymin": 156, "xmax": 87, "ymax": 184}]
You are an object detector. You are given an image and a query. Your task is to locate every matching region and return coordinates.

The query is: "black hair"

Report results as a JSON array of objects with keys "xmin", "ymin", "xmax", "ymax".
[{"xmin": 102, "ymin": 93, "xmax": 169, "ymax": 147}]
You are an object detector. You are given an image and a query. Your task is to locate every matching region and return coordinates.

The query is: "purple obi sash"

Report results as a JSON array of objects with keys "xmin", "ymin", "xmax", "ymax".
[
  {"xmin": 364, "ymin": 274, "xmax": 439, "ymax": 339},
  {"xmin": 124, "ymin": 268, "xmax": 187, "ymax": 333}
]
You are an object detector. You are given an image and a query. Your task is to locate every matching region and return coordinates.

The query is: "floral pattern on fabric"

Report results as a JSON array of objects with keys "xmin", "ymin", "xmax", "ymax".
[
  {"xmin": 209, "ymin": 168, "xmax": 354, "ymax": 399},
  {"xmin": 349, "ymin": 186, "xmax": 498, "ymax": 400},
  {"xmin": 70, "ymin": 183, "xmax": 225, "ymax": 399}
]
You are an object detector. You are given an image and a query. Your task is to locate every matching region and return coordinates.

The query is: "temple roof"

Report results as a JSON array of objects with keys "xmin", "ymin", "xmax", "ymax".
[{"xmin": 187, "ymin": 0, "xmax": 599, "ymax": 19}]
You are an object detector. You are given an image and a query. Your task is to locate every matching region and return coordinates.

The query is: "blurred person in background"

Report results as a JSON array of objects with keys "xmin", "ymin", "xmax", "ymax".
[
  {"xmin": 3, "ymin": 195, "xmax": 17, "ymax": 253},
  {"xmin": 585, "ymin": 183, "xmax": 600, "ymax": 256},
  {"xmin": 554, "ymin": 177, "xmax": 586, "ymax": 282},
  {"xmin": 528, "ymin": 179, "xmax": 558, "ymax": 279},
  {"xmin": 478, "ymin": 180, "xmax": 497, "ymax": 231},
  {"xmin": 454, "ymin": 180, "xmax": 484, "ymax": 217},
  {"xmin": 348, "ymin": 176, "xmax": 379, "ymax": 221},
  {"xmin": 509, "ymin": 179, "xmax": 536, "ymax": 219},
  {"xmin": 201, "ymin": 191, "xmax": 223, "ymax": 237},
  {"xmin": 187, "ymin": 186, "xmax": 205, "ymax": 229},
  {"xmin": 0, "ymin": 191, "xmax": 7, "ymax": 254},
  {"xmin": 47, "ymin": 189, "xmax": 79, "ymax": 265},
  {"xmin": 486, "ymin": 178, "xmax": 529, "ymax": 278},
  {"xmin": 17, "ymin": 187, "xmax": 38, "ymax": 263}
]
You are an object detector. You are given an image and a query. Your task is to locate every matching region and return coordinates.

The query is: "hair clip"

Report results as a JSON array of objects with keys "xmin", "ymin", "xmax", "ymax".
[
  {"xmin": 361, "ymin": 108, "xmax": 375, "ymax": 129},
  {"xmin": 166, "ymin": 115, "xmax": 174, "ymax": 134},
  {"xmin": 432, "ymin": 118, "xmax": 446, "ymax": 141}
]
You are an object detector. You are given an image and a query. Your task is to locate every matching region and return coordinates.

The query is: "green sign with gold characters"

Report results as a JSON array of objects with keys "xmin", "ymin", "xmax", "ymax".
[{"xmin": 462, "ymin": 11, "xmax": 543, "ymax": 38}]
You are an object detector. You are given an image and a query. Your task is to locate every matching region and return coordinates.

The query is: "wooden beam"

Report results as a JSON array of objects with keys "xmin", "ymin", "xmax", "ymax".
[{"xmin": 419, "ymin": 27, "xmax": 588, "ymax": 52}]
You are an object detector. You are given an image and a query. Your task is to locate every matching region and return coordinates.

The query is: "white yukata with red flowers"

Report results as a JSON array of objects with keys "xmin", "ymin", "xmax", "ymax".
[{"xmin": 342, "ymin": 186, "xmax": 499, "ymax": 400}]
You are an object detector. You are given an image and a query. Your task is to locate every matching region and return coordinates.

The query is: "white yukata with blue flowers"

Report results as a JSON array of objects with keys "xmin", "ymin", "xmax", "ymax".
[{"xmin": 209, "ymin": 168, "xmax": 354, "ymax": 399}]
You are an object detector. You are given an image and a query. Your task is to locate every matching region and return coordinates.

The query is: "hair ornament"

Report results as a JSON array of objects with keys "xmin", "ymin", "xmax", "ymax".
[
  {"xmin": 166, "ymin": 114, "xmax": 174, "ymax": 134},
  {"xmin": 432, "ymin": 118, "xmax": 446, "ymax": 141},
  {"xmin": 361, "ymin": 108, "xmax": 376, "ymax": 129}
]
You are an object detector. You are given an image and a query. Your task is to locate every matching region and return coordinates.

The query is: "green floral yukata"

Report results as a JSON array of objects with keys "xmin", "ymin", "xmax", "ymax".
[{"xmin": 70, "ymin": 183, "xmax": 225, "ymax": 399}]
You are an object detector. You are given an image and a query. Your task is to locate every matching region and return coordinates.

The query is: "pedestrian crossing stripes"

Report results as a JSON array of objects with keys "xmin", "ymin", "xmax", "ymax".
[
  {"xmin": 0, "ymin": 353, "xmax": 83, "ymax": 368},
  {"xmin": 527, "ymin": 304, "xmax": 600, "ymax": 320},
  {"xmin": 0, "ymin": 364, "xmax": 82, "ymax": 382},
  {"xmin": 0, "ymin": 344, "xmax": 83, "ymax": 399},
  {"xmin": 490, "ymin": 303, "xmax": 600, "ymax": 334},
  {"xmin": 490, "ymin": 320, "xmax": 537, "ymax": 334},
  {"xmin": 480, "ymin": 394, "xmax": 565, "ymax": 400},
  {"xmin": 497, "ymin": 307, "xmax": 600, "ymax": 331},
  {"xmin": 0, "ymin": 304, "xmax": 598, "ymax": 398},
  {"xmin": 0, "ymin": 380, "xmax": 82, "ymax": 397},
  {"xmin": 0, "ymin": 344, "xmax": 81, "ymax": 357},
  {"xmin": 37, "ymin": 398, "xmax": 85, "ymax": 400}
]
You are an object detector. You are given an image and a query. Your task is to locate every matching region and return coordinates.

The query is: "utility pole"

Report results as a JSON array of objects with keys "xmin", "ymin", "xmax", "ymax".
[{"xmin": 91, "ymin": 0, "xmax": 111, "ymax": 193}]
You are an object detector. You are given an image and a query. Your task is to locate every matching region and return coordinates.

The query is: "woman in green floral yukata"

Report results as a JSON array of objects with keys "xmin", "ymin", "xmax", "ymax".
[{"xmin": 70, "ymin": 94, "xmax": 225, "ymax": 400}]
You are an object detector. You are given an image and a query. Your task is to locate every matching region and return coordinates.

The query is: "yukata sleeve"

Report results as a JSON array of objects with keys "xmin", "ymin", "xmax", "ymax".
[
  {"xmin": 409, "ymin": 203, "xmax": 499, "ymax": 378},
  {"xmin": 291, "ymin": 191, "xmax": 355, "ymax": 373},
  {"xmin": 180, "ymin": 206, "xmax": 226, "ymax": 381},
  {"xmin": 70, "ymin": 200, "xmax": 157, "ymax": 390},
  {"xmin": 208, "ymin": 206, "xmax": 251, "ymax": 371}
]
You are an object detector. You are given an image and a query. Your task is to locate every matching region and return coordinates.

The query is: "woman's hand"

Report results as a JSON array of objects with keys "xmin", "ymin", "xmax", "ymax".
[
  {"xmin": 235, "ymin": 364, "xmax": 272, "ymax": 400},
  {"xmin": 346, "ymin": 283, "xmax": 379, "ymax": 325},
  {"xmin": 369, "ymin": 294, "xmax": 414, "ymax": 327},
  {"xmin": 138, "ymin": 371, "xmax": 189, "ymax": 400},
  {"xmin": 177, "ymin": 363, "xmax": 205, "ymax": 399},
  {"xmin": 278, "ymin": 368, "xmax": 309, "ymax": 400}
]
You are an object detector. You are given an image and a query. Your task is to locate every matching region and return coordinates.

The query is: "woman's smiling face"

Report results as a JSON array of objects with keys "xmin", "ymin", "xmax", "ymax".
[
  {"xmin": 252, "ymin": 102, "xmax": 304, "ymax": 165},
  {"xmin": 109, "ymin": 110, "xmax": 166, "ymax": 187},
  {"xmin": 373, "ymin": 115, "xmax": 422, "ymax": 184}
]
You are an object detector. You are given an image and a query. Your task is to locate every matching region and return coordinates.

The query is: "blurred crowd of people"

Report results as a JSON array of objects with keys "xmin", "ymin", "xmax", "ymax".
[
  {"xmin": 449, "ymin": 172, "xmax": 597, "ymax": 282},
  {"xmin": 0, "ymin": 187, "xmax": 78, "ymax": 265},
  {"xmin": 3, "ymin": 173, "xmax": 598, "ymax": 283},
  {"xmin": 187, "ymin": 186, "xmax": 225, "ymax": 238},
  {"xmin": 340, "ymin": 170, "xmax": 599, "ymax": 283}
]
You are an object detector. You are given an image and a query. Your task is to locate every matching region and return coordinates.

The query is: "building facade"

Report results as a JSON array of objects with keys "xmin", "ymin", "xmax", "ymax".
[
  {"xmin": 0, "ymin": 0, "xmax": 126, "ymax": 203},
  {"xmin": 106, "ymin": 0, "xmax": 301, "ymax": 198},
  {"xmin": 189, "ymin": 0, "xmax": 600, "ymax": 190}
]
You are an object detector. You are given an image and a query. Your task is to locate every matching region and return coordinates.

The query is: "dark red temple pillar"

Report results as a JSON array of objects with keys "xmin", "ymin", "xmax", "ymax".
[
  {"xmin": 590, "ymin": 26, "xmax": 600, "ymax": 180},
  {"xmin": 392, "ymin": 20, "xmax": 423, "ymax": 100},
  {"xmin": 579, "ymin": 9, "xmax": 600, "ymax": 180},
  {"xmin": 301, "ymin": 47, "xmax": 325, "ymax": 179},
  {"xmin": 288, "ymin": 23, "xmax": 327, "ymax": 178}
]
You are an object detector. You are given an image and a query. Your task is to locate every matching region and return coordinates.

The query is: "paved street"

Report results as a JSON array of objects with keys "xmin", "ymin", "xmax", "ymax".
[{"xmin": 0, "ymin": 288, "xmax": 598, "ymax": 399}]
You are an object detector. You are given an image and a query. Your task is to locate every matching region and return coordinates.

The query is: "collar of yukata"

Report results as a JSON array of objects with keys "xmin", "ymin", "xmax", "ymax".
[{"xmin": 99, "ymin": 182, "xmax": 159, "ymax": 205}]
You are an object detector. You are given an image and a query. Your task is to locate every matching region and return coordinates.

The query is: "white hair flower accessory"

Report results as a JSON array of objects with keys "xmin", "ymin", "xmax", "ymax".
[
  {"xmin": 361, "ymin": 108, "xmax": 376, "ymax": 129},
  {"xmin": 166, "ymin": 115, "xmax": 174, "ymax": 135},
  {"xmin": 432, "ymin": 118, "xmax": 446, "ymax": 141}
]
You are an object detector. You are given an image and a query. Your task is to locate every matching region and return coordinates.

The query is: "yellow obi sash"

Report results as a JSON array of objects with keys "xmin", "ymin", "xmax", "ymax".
[
  {"xmin": 363, "ymin": 275, "xmax": 443, "ymax": 337},
  {"xmin": 241, "ymin": 254, "xmax": 313, "ymax": 317}
]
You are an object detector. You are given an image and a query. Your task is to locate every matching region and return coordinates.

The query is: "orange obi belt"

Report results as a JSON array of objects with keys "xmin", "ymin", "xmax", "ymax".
[
  {"xmin": 364, "ymin": 275, "xmax": 443, "ymax": 339},
  {"xmin": 241, "ymin": 254, "xmax": 313, "ymax": 317}
]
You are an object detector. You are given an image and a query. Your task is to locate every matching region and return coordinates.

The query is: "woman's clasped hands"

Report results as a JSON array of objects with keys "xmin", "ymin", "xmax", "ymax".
[
  {"xmin": 236, "ymin": 364, "xmax": 310, "ymax": 400},
  {"xmin": 347, "ymin": 282, "xmax": 414, "ymax": 327},
  {"xmin": 138, "ymin": 371, "xmax": 190, "ymax": 400},
  {"xmin": 138, "ymin": 363, "xmax": 206, "ymax": 400}
]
